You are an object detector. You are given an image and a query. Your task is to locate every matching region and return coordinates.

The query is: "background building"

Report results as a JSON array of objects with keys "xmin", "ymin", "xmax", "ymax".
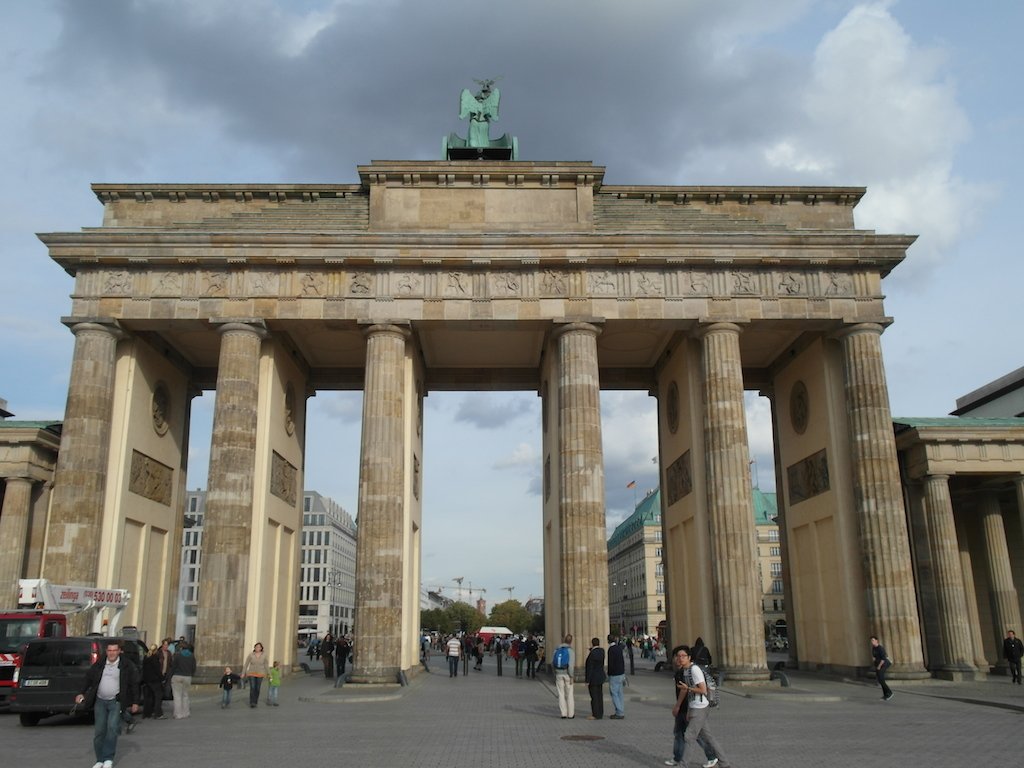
[
  {"xmin": 180, "ymin": 489, "xmax": 357, "ymax": 644},
  {"xmin": 607, "ymin": 488, "xmax": 665, "ymax": 638},
  {"xmin": 752, "ymin": 488, "xmax": 785, "ymax": 645}
]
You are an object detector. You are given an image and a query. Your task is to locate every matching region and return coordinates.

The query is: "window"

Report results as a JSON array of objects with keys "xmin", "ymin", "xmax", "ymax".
[
  {"xmin": 304, "ymin": 496, "xmax": 312, "ymax": 512},
  {"xmin": 771, "ymin": 579, "xmax": 783, "ymax": 594},
  {"xmin": 770, "ymin": 546, "xmax": 780, "ymax": 557},
  {"xmin": 770, "ymin": 562, "xmax": 783, "ymax": 577},
  {"xmin": 189, "ymin": 496, "xmax": 198, "ymax": 512},
  {"xmin": 655, "ymin": 547, "xmax": 662, "ymax": 558},
  {"xmin": 768, "ymin": 529, "xmax": 779, "ymax": 542}
]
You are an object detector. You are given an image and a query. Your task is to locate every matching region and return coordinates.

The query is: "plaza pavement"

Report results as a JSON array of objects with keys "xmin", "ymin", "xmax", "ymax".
[{"xmin": 3, "ymin": 650, "xmax": 1020, "ymax": 768}]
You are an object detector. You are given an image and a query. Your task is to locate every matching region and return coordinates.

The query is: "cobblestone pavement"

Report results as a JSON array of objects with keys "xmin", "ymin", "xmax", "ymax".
[{"xmin": 3, "ymin": 652, "xmax": 1021, "ymax": 768}]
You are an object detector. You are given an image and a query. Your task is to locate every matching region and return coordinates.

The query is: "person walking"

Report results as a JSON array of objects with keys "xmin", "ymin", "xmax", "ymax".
[
  {"xmin": 336, "ymin": 636, "xmax": 351, "ymax": 676},
  {"xmin": 141, "ymin": 644, "xmax": 164, "ymax": 719},
  {"xmin": 669, "ymin": 645, "xmax": 731, "ymax": 767},
  {"xmin": 607, "ymin": 634, "xmax": 626, "ymax": 719},
  {"xmin": 584, "ymin": 637, "xmax": 606, "ymax": 720},
  {"xmin": 219, "ymin": 666, "xmax": 242, "ymax": 708},
  {"xmin": 321, "ymin": 633, "xmax": 336, "ymax": 678},
  {"xmin": 524, "ymin": 633, "xmax": 540, "ymax": 679},
  {"xmin": 267, "ymin": 660, "xmax": 282, "ymax": 705},
  {"xmin": 871, "ymin": 635, "xmax": 894, "ymax": 700},
  {"xmin": 74, "ymin": 639, "xmax": 141, "ymax": 768},
  {"xmin": 243, "ymin": 642, "xmax": 270, "ymax": 707},
  {"xmin": 552, "ymin": 633, "xmax": 575, "ymax": 719},
  {"xmin": 1003, "ymin": 630, "xmax": 1024, "ymax": 684},
  {"xmin": 169, "ymin": 640, "xmax": 196, "ymax": 719},
  {"xmin": 665, "ymin": 644, "xmax": 718, "ymax": 768},
  {"xmin": 446, "ymin": 634, "xmax": 462, "ymax": 678}
]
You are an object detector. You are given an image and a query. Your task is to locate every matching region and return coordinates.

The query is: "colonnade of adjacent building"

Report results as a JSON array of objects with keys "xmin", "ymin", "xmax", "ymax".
[{"xmin": 17, "ymin": 313, "xmax": 1024, "ymax": 684}]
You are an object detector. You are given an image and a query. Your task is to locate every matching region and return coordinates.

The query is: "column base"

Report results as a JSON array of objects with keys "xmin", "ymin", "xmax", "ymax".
[
  {"xmin": 885, "ymin": 663, "xmax": 932, "ymax": 681},
  {"xmin": 348, "ymin": 667, "xmax": 404, "ymax": 686},
  {"xmin": 931, "ymin": 665, "xmax": 986, "ymax": 682},
  {"xmin": 720, "ymin": 666, "xmax": 772, "ymax": 683}
]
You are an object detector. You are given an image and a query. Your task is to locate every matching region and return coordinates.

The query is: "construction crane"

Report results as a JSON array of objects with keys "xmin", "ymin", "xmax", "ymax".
[{"xmin": 501, "ymin": 586, "xmax": 515, "ymax": 600}]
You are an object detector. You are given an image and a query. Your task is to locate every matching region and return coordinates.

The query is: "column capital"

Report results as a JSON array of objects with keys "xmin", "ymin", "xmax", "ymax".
[
  {"xmin": 552, "ymin": 320, "xmax": 602, "ymax": 339},
  {"xmin": 62, "ymin": 318, "xmax": 126, "ymax": 340},
  {"xmin": 695, "ymin": 321, "xmax": 744, "ymax": 338},
  {"xmin": 211, "ymin": 319, "xmax": 268, "ymax": 339},
  {"xmin": 833, "ymin": 321, "xmax": 888, "ymax": 340},
  {"xmin": 361, "ymin": 322, "xmax": 411, "ymax": 341},
  {"xmin": 924, "ymin": 473, "xmax": 952, "ymax": 484}
]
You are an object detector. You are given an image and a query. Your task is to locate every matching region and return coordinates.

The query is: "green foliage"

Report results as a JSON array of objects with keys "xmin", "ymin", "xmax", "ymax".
[
  {"xmin": 447, "ymin": 601, "xmax": 484, "ymax": 634},
  {"xmin": 420, "ymin": 608, "xmax": 452, "ymax": 634},
  {"xmin": 487, "ymin": 600, "xmax": 533, "ymax": 633}
]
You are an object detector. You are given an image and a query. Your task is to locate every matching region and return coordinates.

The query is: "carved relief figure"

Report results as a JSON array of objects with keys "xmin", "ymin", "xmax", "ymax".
[
  {"xmin": 732, "ymin": 271, "xmax": 757, "ymax": 294},
  {"xmin": 350, "ymin": 272, "xmax": 373, "ymax": 295},
  {"xmin": 589, "ymin": 270, "xmax": 617, "ymax": 295},
  {"xmin": 540, "ymin": 270, "xmax": 566, "ymax": 295},
  {"xmin": 635, "ymin": 272, "xmax": 663, "ymax": 296},
  {"xmin": 445, "ymin": 271, "xmax": 469, "ymax": 295},
  {"xmin": 824, "ymin": 272, "xmax": 853, "ymax": 296},
  {"xmin": 300, "ymin": 272, "xmax": 323, "ymax": 296},
  {"xmin": 397, "ymin": 274, "xmax": 421, "ymax": 295},
  {"xmin": 778, "ymin": 273, "xmax": 804, "ymax": 295},
  {"xmin": 104, "ymin": 270, "xmax": 132, "ymax": 295},
  {"xmin": 492, "ymin": 271, "xmax": 520, "ymax": 296},
  {"xmin": 151, "ymin": 383, "xmax": 170, "ymax": 436},
  {"xmin": 205, "ymin": 272, "xmax": 228, "ymax": 296},
  {"xmin": 156, "ymin": 272, "xmax": 182, "ymax": 296},
  {"xmin": 684, "ymin": 271, "xmax": 708, "ymax": 294}
]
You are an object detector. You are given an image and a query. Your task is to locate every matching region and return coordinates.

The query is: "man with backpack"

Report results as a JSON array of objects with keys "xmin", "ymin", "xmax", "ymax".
[
  {"xmin": 666, "ymin": 645, "xmax": 730, "ymax": 767},
  {"xmin": 552, "ymin": 633, "xmax": 575, "ymax": 719}
]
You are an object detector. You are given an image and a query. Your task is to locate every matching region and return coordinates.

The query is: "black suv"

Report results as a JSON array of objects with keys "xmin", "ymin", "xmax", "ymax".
[{"xmin": 9, "ymin": 636, "xmax": 147, "ymax": 726}]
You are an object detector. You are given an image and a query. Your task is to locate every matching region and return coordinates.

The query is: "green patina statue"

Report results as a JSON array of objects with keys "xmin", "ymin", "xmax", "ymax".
[{"xmin": 443, "ymin": 78, "xmax": 519, "ymax": 160}]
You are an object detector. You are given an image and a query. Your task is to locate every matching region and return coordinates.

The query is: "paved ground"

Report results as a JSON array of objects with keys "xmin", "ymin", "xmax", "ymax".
[{"xmin": 3, "ymin": 651, "xmax": 1021, "ymax": 768}]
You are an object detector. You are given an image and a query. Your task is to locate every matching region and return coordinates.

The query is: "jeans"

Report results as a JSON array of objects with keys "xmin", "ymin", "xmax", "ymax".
[
  {"xmin": 673, "ymin": 707, "xmax": 715, "ymax": 763},
  {"xmin": 608, "ymin": 674, "xmax": 625, "ymax": 716},
  {"xmin": 556, "ymin": 673, "xmax": 575, "ymax": 718},
  {"xmin": 682, "ymin": 706, "xmax": 729, "ymax": 767},
  {"xmin": 448, "ymin": 655, "xmax": 460, "ymax": 677},
  {"xmin": 268, "ymin": 685, "xmax": 279, "ymax": 705},
  {"xmin": 171, "ymin": 674, "xmax": 191, "ymax": 718},
  {"xmin": 221, "ymin": 688, "xmax": 232, "ymax": 707},
  {"xmin": 526, "ymin": 657, "xmax": 537, "ymax": 678},
  {"xmin": 93, "ymin": 697, "xmax": 121, "ymax": 762},
  {"xmin": 249, "ymin": 675, "xmax": 263, "ymax": 706},
  {"xmin": 876, "ymin": 663, "xmax": 892, "ymax": 697}
]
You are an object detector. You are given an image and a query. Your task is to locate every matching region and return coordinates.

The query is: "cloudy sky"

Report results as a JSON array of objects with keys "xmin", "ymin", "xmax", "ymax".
[{"xmin": 2, "ymin": 1, "xmax": 1020, "ymax": 607}]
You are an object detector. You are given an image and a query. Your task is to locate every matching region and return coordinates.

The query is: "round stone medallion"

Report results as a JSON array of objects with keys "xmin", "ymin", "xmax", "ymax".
[
  {"xmin": 151, "ymin": 383, "xmax": 170, "ymax": 436},
  {"xmin": 666, "ymin": 380, "xmax": 680, "ymax": 434},
  {"xmin": 790, "ymin": 380, "xmax": 809, "ymax": 435}
]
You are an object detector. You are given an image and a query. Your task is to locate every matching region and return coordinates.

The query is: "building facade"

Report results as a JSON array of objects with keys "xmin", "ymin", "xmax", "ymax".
[
  {"xmin": 607, "ymin": 489, "xmax": 665, "ymax": 638},
  {"xmin": 179, "ymin": 489, "xmax": 356, "ymax": 645}
]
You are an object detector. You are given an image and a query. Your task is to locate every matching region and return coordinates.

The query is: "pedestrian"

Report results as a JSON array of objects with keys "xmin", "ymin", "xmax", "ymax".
[
  {"xmin": 74, "ymin": 639, "xmax": 141, "ymax": 768},
  {"xmin": 665, "ymin": 644, "xmax": 719, "ymax": 768},
  {"xmin": 141, "ymin": 644, "xmax": 164, "ymax": 719},
  {"xmin": 870, "ymin": 635, "xmax": 894, "ymax": 700},
  {"xmin": 667, "ymin": 645, "xmax": 731, "ymax": 767},
  {"xmin": 446, "ymin": 634, "xmax": 462, "ymax": 678},
  {"xmin": 169, "ymin": 640, "xmax": 196, "ymax": 719},
  {"xmin": 243, "ymin": 641, "xmax": 269, "ymax": 707},
  {"xmin": 607, "ymin": 633, "xmax": 626, "ymax": 719},
  {"xmin": 267, "ymin": 660, "xmax": 282, "ymax": 705},
  {"xmin": 336, "ymin": 635, "xmax": 351, "ymax": 675},
  {"xmin": 625, "ymin": 636, "xmax": 636, "ymax": 675},
  {"xmin": 474, "ymin": 636, "xmax": 485, "ymax": 671},
  {"xmin": 1003, "ymin": 630, "xmax": 1023, "ymax": 684},
  {"xmin": 584, "ymin": 636, "xmax": 606, "ymax": 720},
  {"xmin": 552, "ymin": 633, "xmax": 575, "ymax": 719},
  {"xmin": 524, "ymin": 633, "xmax": 539, "ymax": 679},
  {"xmin": 219, "ymin": 666, "xmax": 242, "ymax": 708},
  {"xmin": 512, "ymin": 636, "xmax": 524, "ymax": 678},
  {"xmin": 321, "ymin": 632, "xmax": 336, "ymax": 678}
]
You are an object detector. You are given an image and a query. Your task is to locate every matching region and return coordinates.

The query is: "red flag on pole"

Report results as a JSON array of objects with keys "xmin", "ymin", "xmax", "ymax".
[{"xmin": 626, "ymin": 480, "xmax": 636, "ymax": 489}]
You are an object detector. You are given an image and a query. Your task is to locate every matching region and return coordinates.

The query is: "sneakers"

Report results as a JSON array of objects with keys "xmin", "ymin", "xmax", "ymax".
[
  {"xmin": 103, "ymin": 762, "xmax": 113, "ymax": 768},
  {"xmin": 664, "ymin": 761, "xmax": 679, "ymax": 766},
  {"xmin": 704, "ymin": 759, "xmax": 720, "ymax": 768},
  {"xmin": 884, "ymin": 692, "xmax": 894, "ymax": 700},
  {"xmin": 609, "ymin": 713, "xmax": 624, "ymax": 719},
  {"xmin": 92, "ymin": 762, "xmax": 104, "ymax": 768}
]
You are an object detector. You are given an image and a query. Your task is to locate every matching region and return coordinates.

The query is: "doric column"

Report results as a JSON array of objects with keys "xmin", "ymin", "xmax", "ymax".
[
  {"xmin": 979, "ymin": 491, "xmax": 1022, "ymax": 674},
  {"xmin": 920, "ymin": 474, "xmax": 976, "ymax": 676},
  {"xmin": 196, "ymin": 321, "xmax": 267, "ymax": 676},
  {"xmin": 0, "ymin": 476, "xmax": 35, "ymax": 605},
  {"xmin": 837, "ymin": 323, "xmax": 927, "ymax": 677},
  {"xmin": 697, "ymin": 322, "xmax": 768, "ymax": 681},
  {"xmin": 45, "ymin": 320, "xmax": 123, "ymax": 600},
  {"xmin": 350, "ymin": 323, "xmax": 409, "ymax": 684},
  {"xmin": 554, "ymin": 322, "xmax": 608, "ymax": 657}
]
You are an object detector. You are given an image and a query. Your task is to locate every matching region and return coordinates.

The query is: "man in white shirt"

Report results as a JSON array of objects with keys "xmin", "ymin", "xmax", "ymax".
[
  {"xmin": 75, "ymin": 640, "xmax": 141, "ymax": 768},
  {"xmin": 446, "ymin": 635, "xmax": 463, "ymax": 678},
  {"xmin": 671, "ymin": 646, "xmax": 730, "ymax": 768}
]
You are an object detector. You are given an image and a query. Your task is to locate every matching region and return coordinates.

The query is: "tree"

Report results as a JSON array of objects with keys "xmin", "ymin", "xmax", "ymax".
[
  {"xmin": 447, "ymin": 601, "xmax": 484, "ymax": 635},
  {"xmin": 420, "ymin": 608, "xmax": 451, "ymax": 634},
  {"xmin": 487, "ymin": 600, "xmax": 533, "ymax": 633}
]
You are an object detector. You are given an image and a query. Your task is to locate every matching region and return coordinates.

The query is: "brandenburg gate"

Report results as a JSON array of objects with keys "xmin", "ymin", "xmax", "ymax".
[{"xmin": 34, "ymin": 140, "xmax": 933, "ymax": 682}]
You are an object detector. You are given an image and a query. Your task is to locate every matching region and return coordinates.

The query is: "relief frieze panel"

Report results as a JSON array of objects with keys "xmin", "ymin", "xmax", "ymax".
[
  {"xmin": 128, "ymin": 449, "xmax": 173, "ymax": 506},
  {"xmin": 491, "ymin": 271, "xmax": 521, "ymax": 297},
  {"xmin": 270, "ymin": 450, "xmax": 298, "ymax": 506},
  {"xmin": 443, "ymin": 271, "xmax": 471, "ymax": 297},
  {"xmin": 248, "ymin": 271, "xmax": 280, "ymax": 296},
  {"xmin": 787, "ymin": 448, "xmax": 830, "ymax": 506},
  {"xmin": 103, "ymin": 269, "xmax": 134, "ymax": 295},
  {"xmin": 664, "ymin": 450, "xmax": 693, "ymax": 507}
]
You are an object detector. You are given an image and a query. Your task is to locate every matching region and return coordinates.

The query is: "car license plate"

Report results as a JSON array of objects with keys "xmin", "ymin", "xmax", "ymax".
[{"xmin": 22, "ymin": 679, "xmax": 49, "ymax": 687}]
